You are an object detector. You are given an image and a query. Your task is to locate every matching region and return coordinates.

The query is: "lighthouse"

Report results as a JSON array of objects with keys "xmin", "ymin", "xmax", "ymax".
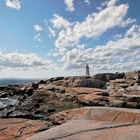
[{"xmin": 86, "ymin": 65, "xmax": 90, "ymax": 77}]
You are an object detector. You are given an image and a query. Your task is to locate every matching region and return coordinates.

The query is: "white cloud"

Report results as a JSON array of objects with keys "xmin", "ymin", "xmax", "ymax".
[
  {"xmin": 34, "ymin": 25, "xmax": 43, "ymax": 32},
  {"xmin": 48, "ymin": 1, "xmax": 140, "ymax": 73},
  {"xmin": 125, "ymin": 24, "xmax": 140, "ymax": 37},
  {"xmin": 34, "ymin": 25, "xmax": 43, "ymax": 42},
  {"xmin": 64, "ymin": 0, "xmax": 74, "ymax": 12},
  {"xmin": 107, "ymin": 0, "xmax": 117, "ymax": 7},
  {"xmin": 57, "ymin": 24, "xmax": 140, "ymax": 72},
  {"xmin": 121, "ymin": 18, "xmax": 136, "ymax": 27},
  {"xmin": 51, "ymin": 3, "xmax": 128, "ymax": 49},
  {"xmin": 0, "ymin": 52, "xmax": 54, "ymax": 70},
  {"xmin": 64, "ymin": 0, "xmax": 91, "ymax": 12},
  {"xmin": 51, "ymin": 14, "xmax": 70, "ymax": 30},
  {"xmin": 96, "ymin": 0, "xmax": 117, "ymax": 11},
  {"xmin": 0, "ymin": 52, "xmax": 68, "ymax": 79},
  {"xmin": 34, "ymin": 33, "xmax": 41, "ymax": 42},
  {"xmin": 30, "ymin": 1, "xmax": 140, "ymax": 75},
  {"xmin": 48, "ymin": 27, "xmax": 56, "ymax": 37},
  {"xmin": 6, "ymin": 0, "xmax": 21, "ymax": 10},
  {"xmin": 114, "ymin": 34, "xmax": 122, "ymax": 39},
  {"xmin": 96, "ymin": 6, "xmax": 102, "ymax": 11},
  {"xmin": 84, "ymin": 0, "xmax": 90, "ymax": 5}
]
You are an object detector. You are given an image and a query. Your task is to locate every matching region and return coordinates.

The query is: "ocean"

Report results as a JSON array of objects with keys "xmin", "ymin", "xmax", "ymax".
[{"xmin": 0, "ymin": 79, "xmax": 41, "ymax": 87}]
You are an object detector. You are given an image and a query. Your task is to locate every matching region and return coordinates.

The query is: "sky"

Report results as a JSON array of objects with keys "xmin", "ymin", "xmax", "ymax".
[{"xmin": 0, "ymin": 0, "xmax": 140, "ymax": 79}]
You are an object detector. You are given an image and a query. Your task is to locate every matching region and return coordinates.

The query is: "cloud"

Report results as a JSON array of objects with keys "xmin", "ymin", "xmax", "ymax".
[
  {"xmin": 107, "ymin": 0, "xmax": 117, "ymax": 7},
  {"xmin": 51, "ymin": 3, "xmax": 128, "ymax": 49},
  {"xmin": 6, "ymin": 0, "xmax": 21, "ymax": 10},
  {"xmin": 64, "ymin": 0, "xmax": 74, "ymax": 12},
  {"xmin": 57, "ymin": 24, "xmax": 140, "ymax": 72},
  {"xmin": 125, "ymin": 24, "xmax": 140, "ymax": 37},
  {"xmin": 47, "ymin": 0, "xmax": 140, "ymax": 73},
  {"xmin": 34, "ymin": 25, "xmax": 43, "ymax": 32},
  {"xmin": 96, "ymin": 0, "xmax": 117, "ymax": 11},
  {"xmin": 64, "ymin": 0, "xmax": 91, "ymax": 12},
  {"xmin": 0, "ymin": 52, "xmax": 55, "ymax": 70},
  {"xmin": 34, "ymin": 33, "xmax": 41, "ymax": 42},
  {"xmin": 96, "ymin": 6, "xmax": 102, "ymax": 11},
  {"xmin": 32, "ymin": 0, "xmax": 140, "ymax": 74},
  {"xmin": 51, "ymin": 14, "xmax": 70, "ymax": 30},
  {"xmin": 0, "ymin": 51, "xmax": 64, "ymax": 78},
  {"xmin": 84, "ymin": 0, "xmax": 90, "ymax": 5},
  {"xmin": 121, "ymin": 18, "xmax": 136, "ymax": 27},
  {"xmin": 34, "ymin": 24, "xmax": 43, "ymax": 42},
  {"xmin": 48, "ymin": 27, "xmax": 56, "ymax": 37}
]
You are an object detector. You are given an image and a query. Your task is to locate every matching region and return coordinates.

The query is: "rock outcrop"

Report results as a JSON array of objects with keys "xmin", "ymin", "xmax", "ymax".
[
  {"xmin": 0, "ymin": 118, "xmax": 49, "ymax": 140},
  {"xmin": 125, "ymin": 70, "xmax": 140, "ymax": 80},
  {"xmin": 0, "ymin": 70, "xmax": 140, "ymax": 140},
  {"xmin": 92, "ymin": 73, "xmax": 116, "ymax": 82},
  {"xmin": 67, "ymin": 78, "xmax": 106, "ymax": 88},
  {"xmin": 29, "ymin": 107, "xmax": 140, "ymax": 140},
  {"xmin": 0, "ymin": 70, "xmax": 140, "ymax": 120}
]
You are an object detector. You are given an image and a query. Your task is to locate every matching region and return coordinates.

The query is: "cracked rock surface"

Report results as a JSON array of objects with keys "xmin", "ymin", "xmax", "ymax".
[
  {"xmin": 0, "ymin": 118, "xmax": 50, "ymax": 140},
  {"xmin": 29, "ymin": 107, "xmax": 140, "ymax": 140}
]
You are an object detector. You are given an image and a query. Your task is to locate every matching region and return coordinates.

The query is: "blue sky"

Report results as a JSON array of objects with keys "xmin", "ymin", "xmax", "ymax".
[{"xmin": 0, "ymin": 0, "xmax": 140, "ymax": 78}]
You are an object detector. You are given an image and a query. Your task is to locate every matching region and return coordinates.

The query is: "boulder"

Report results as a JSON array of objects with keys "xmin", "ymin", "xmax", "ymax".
[
  {"xmin": 0, "ymin": 98, "xmax": 18, "ymax": 110},
  {"xmin": 44, "ymin": 84, "xmax": 66, "ymax": 93},
  {"xmin": 125, "ymin": 70, "xmax": 140, "ymax": 80},
  {"xmin": 49, "ymin": 77, "xmax": 64, "ymax": 82},
  {"xmin": 31, "ymin": 83, "xmax": 39, "ymax": 90},
  {"xmin": 0, "ymin": 86, "xmax": 6, "ymax": 91},
  {"xmin": 92, "ymin": 73, "xmax": 116, "ymax": 82},
  {"xmin": 109, "ymin": 98, "xmax": 126, "ymax": 107},
  {"xmin": 78, "ymin": 94, "xmax": 109, "ymax": 106},
  {"xmin": 21, "ymin": 89, "xmax": 49, "ymax": 114},
  {"xmin": 124, "ymin": 95, "xmax": 140, "ymax": 102},
  {"xmin": 21, "ymin": 89, "xmax": 80, "ymax": 116},
  {"xmin": 39, "ymin": 80, "xmax": 47, "ymax": 84},
  {"xmin": 0, "ymin": 91, "xmax": 10, "ymax": 98},
  {"xmin": 67, "ymin": 78, "xmax": 106, "ymax": 88},
  {"xmin": 65, "ymin": 87, "xmax": 106, "ymax": 95},
  {"xmin": 115, "ymin": 72, "xmax": 125, "ymax": 79}
]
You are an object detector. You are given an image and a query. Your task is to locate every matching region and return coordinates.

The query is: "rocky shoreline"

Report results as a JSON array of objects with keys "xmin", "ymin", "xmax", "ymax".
[{"xmin": 0, "ymin": 70, "xmax": 140, "ymax": 140}]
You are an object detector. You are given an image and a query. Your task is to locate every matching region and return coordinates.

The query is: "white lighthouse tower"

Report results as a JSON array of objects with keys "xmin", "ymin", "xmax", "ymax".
[{"xmin": 86, "ymin": 64, "xmax": 90, "ymax": 77}]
